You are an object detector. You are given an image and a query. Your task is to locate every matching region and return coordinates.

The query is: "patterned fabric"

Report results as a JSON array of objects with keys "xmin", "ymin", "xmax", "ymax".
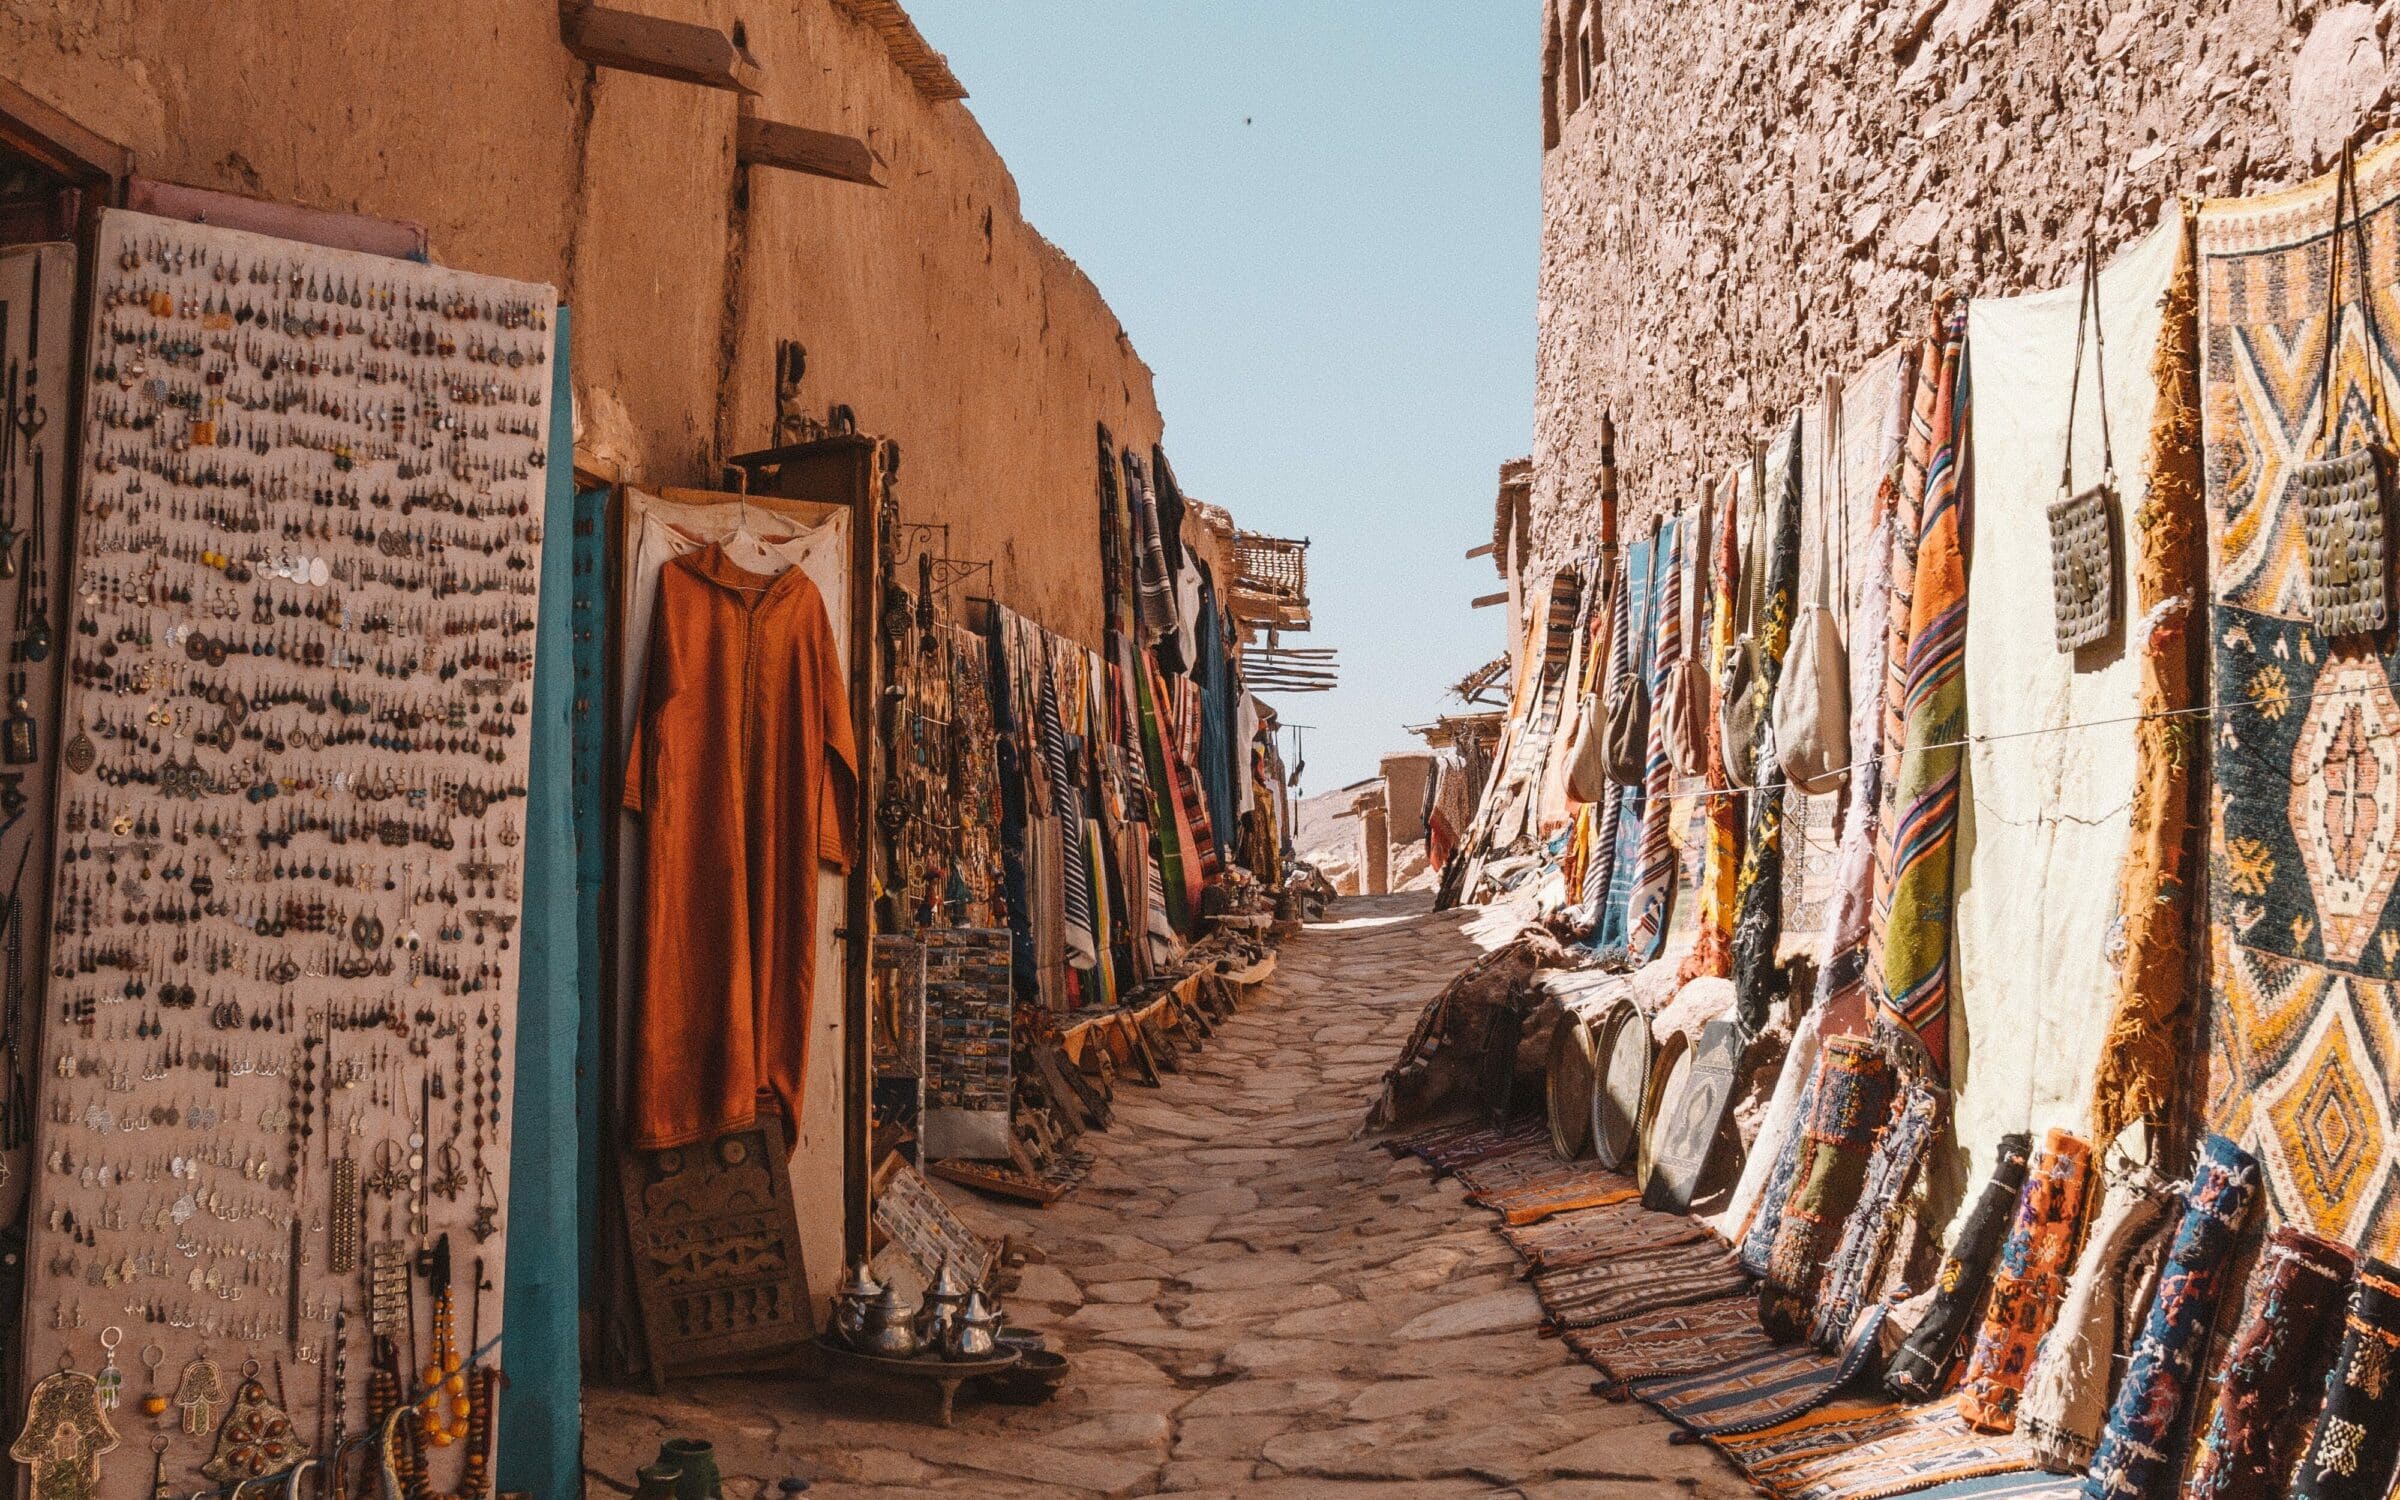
[
  {"xmin": 1960, "ymin": 1131, "xmax": 2094, "ymax": 1433},
  {"xmin": 2082, "ymin": 1134, "xmax": 2261, "ymax": 1500},
  {"xmin": 1530, "ymin": 1237, "xmax": 1754, "ymax": 1328},
  {"xmin": 2089, "ymin": 213, "xmax": 2207, "ymax": 1151},
  {"xmin": 1732, "ymin": 415, "xmax": 1805, "ymax": 1034},
  {"xmin": 1385, "ymin": 1116, "xmax": 1549, "ymax": 1173},
  {"xmin": 1568, "ymin": 1295, "xmax": 1765, "ymax": 1384},
  {"xmin": 1812, "ymin": 1078, "xmax": 1944, "ymax": 1352},
  {"xmin": 1741, "ymin": 1057, "xmax": 1825, "ymax": 1278},
  {"xmin": 2289, "ymin": 1258, "xmax": 2400, "ymax": 1500},
  {"xmin": 1599, "ymin": 538, "xmax": 1657, "ymax": 946},
  {"xmin": 1501, "ymin": 1194, "xmax": 1709, "ymax": 1271},
  {"xmin": 1629, "ymin": 516, "xmax": 1685, "ymax": 959},
  {"xmin": 1686, "ymin": 471, "xmax": 1746, "ymax": 982},
  {"xmin": 1583, "ymin": 560, "xmax": 1635, "ymax": 910},
  {"xmin": 1877, "ymin": 313, "xmax": 1970, "ymax": 1078},
  {"xmin": 1455, "ymin": 1151, "xmax": 1638, "ymax": 1227},
  {"xmin": 2198, "ymin": 141, "xmax": 2400, "ymax": 1260},
  {"xmin": 1041, "ymin": 665, "xmax": 1098, "ymax": 970},
  {"xmin": 1760, "ymin": 1036, "xmax": 1896, "ymax": 1341},
  {"xmin": 1873, "ymin": 321, "xmax": 1943, "ymax": 982},
  {"xmin": 2019, "ymin": 1168, "xmax": 2178, "ymax": 1475},
  {"xmin": 2184, "ymin": 1226, "xmax": 2354, "ymax": 1500},
  {"xmin": 1717, "ymin": 1395, "xmax": 2039, "ymax": 1500},
  {"xmin": 1888, "ymin": 1133, "xmax": 2034, "ymax": 1402},
  {"xmin": 1636, "ymin": 1304, "xmax": 1888, "ymax": 1437}
]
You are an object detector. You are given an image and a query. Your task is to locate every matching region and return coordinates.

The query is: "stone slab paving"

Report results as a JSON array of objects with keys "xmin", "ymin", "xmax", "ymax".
[{"xmin": 584, "ymin": 894, "xmax": 1753, "ymax": 1498}]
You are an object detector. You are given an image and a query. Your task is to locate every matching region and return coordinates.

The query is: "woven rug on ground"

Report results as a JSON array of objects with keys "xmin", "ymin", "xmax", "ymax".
[
  {"xmin": 1717, "ymin": 1395, "xmax": 2039, "ymax": 1500},
  {"xmin": 1635, "ymin": 1303, "xmax": 1890, "ymax": 1437},
  {"xmin": 1897, "ymin": 1476, "xmax": 2083, "ymax": 1500},
  {"xmin": 1532, "ymin": 1236, "xmax": 1753, "ymax": 1328},
  {"xmin": 1565, "ymin": 1295, "xmax": 1767, "ymax": 1384},
  {"xmin": 1500, "ymin": 1194, "xmax": 1709, "ymax": 1271},
  {"xmin": 1457, "ymin": 1149, "xmax": 1640, "ymax": 1227},
  {"xmin": 1384, "ymin": 1116, "xmax": 1549, "ymax": 1173},
  {"xmin": 2197, "ymin": 135, "xmax": 2400, "ymax": 1260}
]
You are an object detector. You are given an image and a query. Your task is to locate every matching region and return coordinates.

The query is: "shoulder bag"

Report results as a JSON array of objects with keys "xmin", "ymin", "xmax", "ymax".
[
  {"xmin": 2297, "ymin": 142, "xmax": 2397, "ymax": 638},
  {"xmin": 2048, "ymin": 235, "xmax": 2120, "ymax": 651},
  {"xmin": 1659, "ymin": 485, "xmax": 1713, "ymax": 780},
  {"xmin": 1720, "ymin": 445, "xmax": 1769, "ymax": 786},
  {"xmin": 1776, "ymin": 374, "xmax": 1851, "ymax": 795}
]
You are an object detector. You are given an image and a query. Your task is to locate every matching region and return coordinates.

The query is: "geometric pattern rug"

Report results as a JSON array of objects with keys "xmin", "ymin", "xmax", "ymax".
[
  {"xmin": 2198, "ymin": 135, "xmax": 2400, "ymax": 1260},
  {"xmin": 1710, "ymin": 1396, "xmax": 2040, "ymax": 1500},
  {"xmin": 1563, "ymin": 1295, "xmax": 1768, "ymax": 1384},
  {"xmin": 1530, "ymin": 1236, "xmax": 1753, "ymax": 1328},
  {"xmin": 1383, "ymin": 1117, "xmax": 1552, "ymax": 1175},
  {"xmin": 1455, "ymin": 1150, "xmax": 1639, "ymax": 1226},
  {"xmin": 1633, "ymin": 1303, "xmax": 1888, "ymax": 1438},
  {"xmin": 1501, "ymin": 1194, "xmax": 1712, "ymax": 1271}
]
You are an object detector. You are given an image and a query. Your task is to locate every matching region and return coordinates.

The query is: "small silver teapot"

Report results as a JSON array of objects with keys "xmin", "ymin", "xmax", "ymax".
[
  {"xmin": 832, "ymin": 1259, "xmax": 882, "ymax": 1348},
  {"xmin": 912, "ymin": 1255, "xmax": 971, "ymax": 1351},
  {"xmin": 859, "ymin": 1280, "xmax": 919, "ymax": 1357},
  {"xmin": 942, "ymin": 1289, "xmax": 1003, "ymax": 1361}
]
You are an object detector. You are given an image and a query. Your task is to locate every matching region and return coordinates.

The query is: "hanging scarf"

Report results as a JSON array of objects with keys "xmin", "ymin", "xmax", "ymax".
[
  {"xmin": 1959, "ymin": 1130, "xmax": 2094, "ymax": 1433},
  {"xmin": 1627, "ymin": 517, "xmax": 1684, "ymax": 958},
  {"xmin": 1877, "ymin": 312, "xmax": 1969, "ymax": 1078},
  {"xmin": 1731, "ymin": 415, "xmax": 1804, "ymax": 1033},
  {"xmin": 1583, "ymin": 561, "xmax": 1635, "ymax": 912},
  {"xmin": 1872, "ymin": 319, "xmax": 1942, "ymax": 987},
  {"xmin": 2083, "ymin": 1135, "xmax": 2261, "ymax": 1500},
  {"xmin": 1736, "ymin": 1037, "xmax": 1822, "ymax": 1277},
  {"xmin": 2184, "ymin": 1226, "xmax": 2354, "ymax": 1500},
  {"xmin": 1683, "ymin": 472, "xmax": 1745, "ymax": 981},
  {"xmin": 1041, "ymin": 665, "xmax": 1098, "ymax": 971},
  {"xmin": 1758, "ymin": 1034, "xmax": 1893, "ymax": 1342},
  {"xmin": 2018, "ymin": 1165, "xmax": 2176, "ymax": 1474},
  {"xmin": 2288, "ymin": 1258, "xmax": 2400, "ymax": 1500},
  {"xmin": 1888, "ymin": 1133, "xmax": 2033, "ymax": 1401}
]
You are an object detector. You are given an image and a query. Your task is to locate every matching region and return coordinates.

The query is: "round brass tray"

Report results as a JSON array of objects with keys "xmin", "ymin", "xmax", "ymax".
[{"xmin": 818, "ymin": 1336, "xmax": 1022, "ymax": 1426}]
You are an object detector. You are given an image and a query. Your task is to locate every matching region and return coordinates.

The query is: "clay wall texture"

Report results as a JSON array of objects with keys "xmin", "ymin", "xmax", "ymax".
[
  {"xmin": 1533, "ymin": 0, "xmax": 2400, "ymax": 577},
  {"xmin": 2, "ymin": 0, "xmax": 1158, "ymax": 649}
]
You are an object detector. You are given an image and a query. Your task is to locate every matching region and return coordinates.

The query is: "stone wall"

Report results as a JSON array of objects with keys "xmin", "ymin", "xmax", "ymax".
[
  {"xmin": 2, "ymin": 0, "xmax": 1162, "ymax": 648},
  {"xmin": 1532, "ymin": 0, "xmax": 2400, "ymax": 575}
]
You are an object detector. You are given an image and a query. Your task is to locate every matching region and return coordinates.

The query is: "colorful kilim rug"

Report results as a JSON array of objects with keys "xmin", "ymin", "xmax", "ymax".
[
  {"xmin": 1716, "ymin": 1395, "xmax": 2039, "ymax": 1500},
  {"xmin": 1530, "ymin": 1237, "xmax": 1753, "ymax": 1328},
  {"xmin": 1456, "ymin": 1151, "xmax": 1639, "ymax": 1227},
  {"xmin": 1499, "ymin": 1195, "xmax": 1708, "ymax": 1271},
  {"xmin": 2197, "ymin": 135, "xmax": 2400, "ymax": 1259},
  {"xmin": 1564, "ymin": 1296, "xmax": 1767, "ymax": 1384},
  {"xmin": 1900, "ymin": 1477, "xmax": 2084, "ymax": 1500},
  {"xmin": 1634, "ymin": 1303, "xmax": 1889, "ymax": 1437}
]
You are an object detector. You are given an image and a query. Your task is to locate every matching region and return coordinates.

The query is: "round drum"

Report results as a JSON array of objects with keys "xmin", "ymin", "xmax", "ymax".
[
  {"xmin": 1589, "ymin": 998, "xmax": 1652, "ymax": 1171},
  {"xmin": 1636, "ymin": 1030, "xmax": 1692, "ymax": 1192},
  {"xmin": 1546, "ymin": 1010, "xmax": 1600, "ymax": 1160}
]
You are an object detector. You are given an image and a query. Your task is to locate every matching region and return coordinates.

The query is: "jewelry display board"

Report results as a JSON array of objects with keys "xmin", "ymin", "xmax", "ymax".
[
  {"xmin": 918, "ymin": 928, "xmax": 1013, "ymax": 1162},
  {"xmin": 19, "ymin": 209, "xmax": 553, "ymax": 1495},
  {"xmin": 0, "ymin": 244, "xmax": 78, "ymax": 1242}
]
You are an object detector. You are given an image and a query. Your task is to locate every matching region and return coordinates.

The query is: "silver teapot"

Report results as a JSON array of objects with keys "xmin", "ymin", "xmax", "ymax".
[
  {"xmin": 912, "ymin": 1255, "xmax": 971, "ymax": 1351},
  {"xmin": 832, "ymin": 1259, "xmax": 882, "ymax": 1348},
  {"xmin": 859, "ymin": 1280, "xmax": 919, "ymax": 1357},
  {"xmin": 942, "ymin": 1289, "xmax": 1002, "ymax": 1361}
]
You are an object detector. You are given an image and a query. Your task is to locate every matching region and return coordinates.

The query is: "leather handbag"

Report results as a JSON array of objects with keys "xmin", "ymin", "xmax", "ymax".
[
  {"xmin": 1719, "ymin": 446, "xmax": 1769, "ymax": 787},
  {"xmin": 1777, "ymin": 373, "xmax": 1852, "ymax": 795},
  {"xmin": 1565, "ymin": 562, "xmax": 1618, "ymax": 804},
  {"xmin": 1659, "ymin": 488, "xmax": 1713, "ymax": 780},
  {"xmin": 2297, "ymin": 143, "xmax": 2396, "ymax": 638},
  {"xmin": 2049, "ymin": 237, "xmax": 2120, "ymax": 651}
]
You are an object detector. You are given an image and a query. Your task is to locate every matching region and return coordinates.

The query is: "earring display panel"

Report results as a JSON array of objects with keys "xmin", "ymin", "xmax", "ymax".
[{"xmin": 18, "ymin": 209, "xmax": 554, "ymax": 1496}]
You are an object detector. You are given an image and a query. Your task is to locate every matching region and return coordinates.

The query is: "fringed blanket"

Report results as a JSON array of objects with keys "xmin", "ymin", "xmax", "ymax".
[{"xmin": 1717, "ymin": 1396, "xmax": 2039, "ymax": 1500}]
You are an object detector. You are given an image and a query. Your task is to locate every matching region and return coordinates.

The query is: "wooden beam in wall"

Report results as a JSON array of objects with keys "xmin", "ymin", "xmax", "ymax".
[
  {"xmin": 561, "ymin": 5, "xmax": 763, "ymax": 95},
  {"xmin": 1464, "ymin": 542, "xmax": 1495, "ymax": 560},
  {"xmin": 0, "ymin": 77, "xmax": 131, "ymax": 186},
  {"xmin": 737, "ymin": 116, "xmax": 884, "ymax": 188},
  {"xmin": 1471, "ymin": 591, "xmax": 1510, "ymax": 609}
]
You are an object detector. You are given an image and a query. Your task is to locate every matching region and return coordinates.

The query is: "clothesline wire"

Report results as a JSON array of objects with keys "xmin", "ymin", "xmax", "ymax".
[{"xmin": 1553, "ymin": 649, "xmax": 2400, "ymax": 808}]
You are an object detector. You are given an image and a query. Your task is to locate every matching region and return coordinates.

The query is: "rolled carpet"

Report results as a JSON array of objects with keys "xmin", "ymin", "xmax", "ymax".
[
  {"xmin": 2288, "ymin": 1257, "xmax": 2400, "ymax": 1500},
  {"xmin": 1887, "ymin": 1133, "xmax": 2033, "ymax": 1402},
  {"xmin": 1757, "ymin": 1034, "xmax": 1897, "ymax": 1342},
  {"xmin": 2081, "ymin": 1134, "xmax": 2260, "ymax": 1500},
  {"xmin": 1960, "ymin": 1130, "xmax": 2094, "ymax": 1433},
  {"xmin": 2182, "ymin": 1226, "xmax": 2353, "ymax": 1500},
  {"xmin": 2019, "ymin": 1166, "xmax": 2177, "ymax": 1474}
]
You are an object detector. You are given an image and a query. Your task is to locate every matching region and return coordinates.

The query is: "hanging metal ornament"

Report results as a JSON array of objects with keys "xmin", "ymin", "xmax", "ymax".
[
  {"xmin": 199, "ymin": 1363, "xmax": 302, "ymax": 1481},
  {"xmin": 10, "ymin": 1365, "xmax": 119, "ymax": 1500},
  {"xmin": 172, "ymin": 1353, "xmax": 224, "ymax": 1437}
]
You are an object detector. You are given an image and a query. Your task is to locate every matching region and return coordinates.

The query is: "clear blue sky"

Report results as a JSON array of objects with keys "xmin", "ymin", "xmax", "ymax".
[{"xmin": 906, "ymin": 1, "xmax": 1536, "ymax": 793}]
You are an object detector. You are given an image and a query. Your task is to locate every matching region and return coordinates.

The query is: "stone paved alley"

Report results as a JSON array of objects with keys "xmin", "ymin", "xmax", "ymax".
[{"xmin": 584, "ymin": 895, "xmax": 1751, "ymax": 1498}]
